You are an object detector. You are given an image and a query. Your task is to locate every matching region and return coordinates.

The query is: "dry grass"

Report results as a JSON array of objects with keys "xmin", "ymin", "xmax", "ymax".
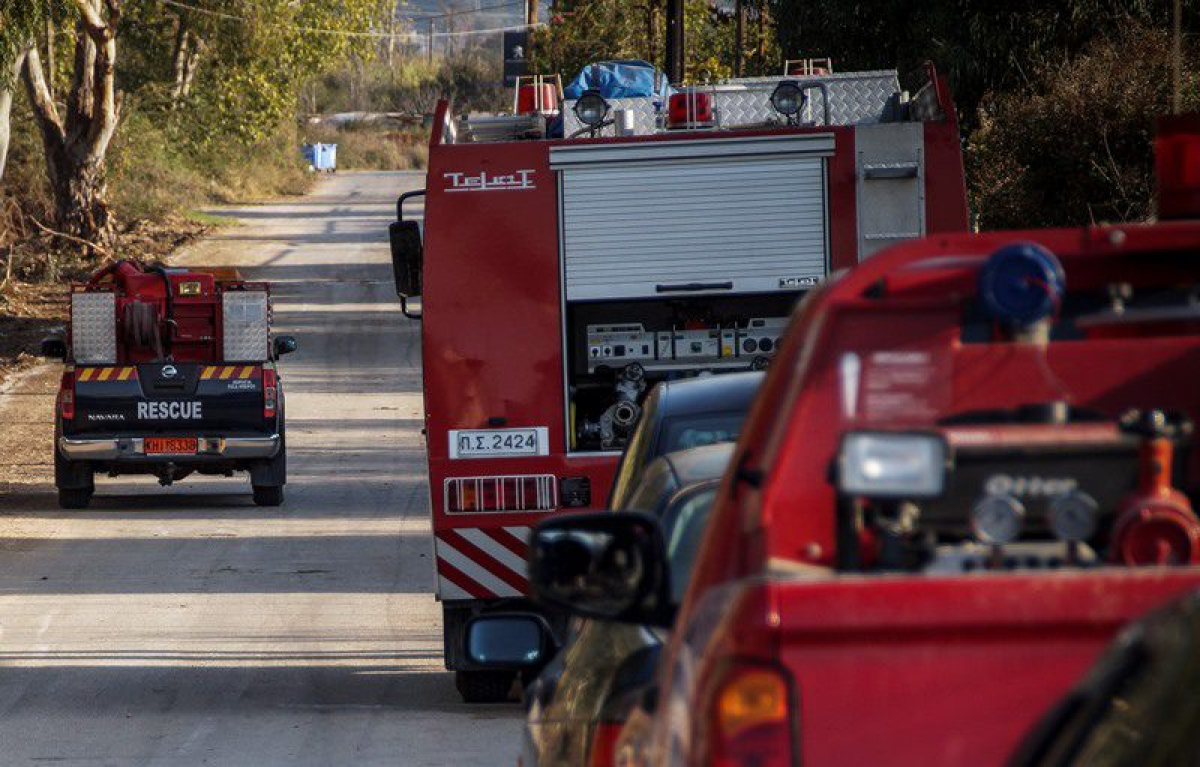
[{"xmin": 304, "ymin": 126, "xmax": 429, "ymax": 171}]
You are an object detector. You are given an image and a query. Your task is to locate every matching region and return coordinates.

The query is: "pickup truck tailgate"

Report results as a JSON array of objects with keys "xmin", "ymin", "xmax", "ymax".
[
  {"xmin": 771, "ymin": 570, "xmax": 1200, "ymax": 766},
  {"xmin": 71, "ymin": 362, "xmax": 267, "ymax": 434}
]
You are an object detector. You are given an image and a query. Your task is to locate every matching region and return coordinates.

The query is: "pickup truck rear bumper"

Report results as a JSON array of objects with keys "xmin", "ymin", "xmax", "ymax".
[{"xmin": 59, "ymin": 434, "xmax": 281, "ymax": 461}]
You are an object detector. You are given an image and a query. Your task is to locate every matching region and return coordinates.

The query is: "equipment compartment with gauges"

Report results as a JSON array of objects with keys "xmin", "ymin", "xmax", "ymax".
[{"xmin": 566, "ymin": 293, "xmax": 798, "ymax": 452}]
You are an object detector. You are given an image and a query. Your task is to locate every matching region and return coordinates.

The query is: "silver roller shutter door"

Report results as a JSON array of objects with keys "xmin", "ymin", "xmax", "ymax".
[{"xmin": 552, "ymin": 135, "xmax": 832, "ymax": 301}]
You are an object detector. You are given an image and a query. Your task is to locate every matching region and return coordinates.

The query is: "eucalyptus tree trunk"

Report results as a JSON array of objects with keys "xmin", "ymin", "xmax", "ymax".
[
  {"xmin": 22, "ymin": 0, "xmax": 121, "ymax": 250},
  {"xmin": 0, "ymin": 48, "xmax": 28, "ymax": 181}
]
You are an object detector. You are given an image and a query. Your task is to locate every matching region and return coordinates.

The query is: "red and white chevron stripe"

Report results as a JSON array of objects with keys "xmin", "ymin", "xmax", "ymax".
[{"xmin": 435, "ymin": 526, "xmax": 532, "ymax": 600}]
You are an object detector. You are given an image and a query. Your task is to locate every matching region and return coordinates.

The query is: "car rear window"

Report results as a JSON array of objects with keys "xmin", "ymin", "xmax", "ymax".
[{"xmin": 659, "ymin": 412, "xmax": 744, "ymax": 454}]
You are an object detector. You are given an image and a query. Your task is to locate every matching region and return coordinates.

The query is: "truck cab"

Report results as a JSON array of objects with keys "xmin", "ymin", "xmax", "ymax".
[
  {"xmin": 45, "ymin": 260, "xmax": 294, "ymax": 509},
  {"xmin": 527, "ymin": 118, "xmax": 1200, "ymax": 764}
]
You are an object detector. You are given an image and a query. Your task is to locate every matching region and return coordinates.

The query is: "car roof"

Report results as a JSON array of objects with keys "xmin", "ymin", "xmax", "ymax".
[
  {"xmin": 660, "ymin": 442, "xmax": 736, "ymax": 487},
  {"xmin": 655, "ymin": 371, "xmax": 765, "ymax": 419}
]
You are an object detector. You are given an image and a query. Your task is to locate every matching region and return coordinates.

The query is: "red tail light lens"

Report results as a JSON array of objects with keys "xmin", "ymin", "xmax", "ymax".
[
  {"xmin": 668, "ymin": 92, "xmax": 713, "ymax": 127},
  {"xmin": 709, "ymin": 665, "xmax": 795, "ymax": 767},
  {"xmin": 59, "ymin": 372, "xmax": 76, "ymax": 420},
  {"xmin": 445, "ymin": 475, "xmax": 558, "ymax": 513},
  {"xmin": 262, "ymin": 367, "xmax": 278, "ymax": 418},
  {"xmin": 589, "ymin": 721, "xmax": 623, "ymax": 767}
]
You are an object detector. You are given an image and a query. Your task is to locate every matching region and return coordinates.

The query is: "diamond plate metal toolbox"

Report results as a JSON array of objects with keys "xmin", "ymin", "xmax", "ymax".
[
  {"xmin": 563, "ymin": 70, "xmax": 901, "ymax": 136},
  {"xmin": 71, "ymin": 291, "xmax": 117, "ymax": 364},
  {"xmin": 562, "ymin": 97, "xmax": 660, "ymax": 137}
]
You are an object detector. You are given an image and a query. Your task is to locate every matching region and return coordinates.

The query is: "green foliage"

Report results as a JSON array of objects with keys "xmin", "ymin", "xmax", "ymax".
[
  {"xmin": 770, "ymin": 0, "xmax": 1195, "ymax": 126},
  {"xmin": 0, "ymin": 0, "xmax": 73, "ymax": 83},
  {"xmin": 530, "ymin": 0, "xmax": 770, "ymax": 84},
  {"xmin": 969, "ymin": 26, "xmax": 1200, "ymax": 229}
]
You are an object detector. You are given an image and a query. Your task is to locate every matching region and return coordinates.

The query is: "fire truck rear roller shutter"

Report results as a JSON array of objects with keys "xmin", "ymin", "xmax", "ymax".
[{"xmin": 552, "ymin": 135, "xmax": 832, "ymax": 301}]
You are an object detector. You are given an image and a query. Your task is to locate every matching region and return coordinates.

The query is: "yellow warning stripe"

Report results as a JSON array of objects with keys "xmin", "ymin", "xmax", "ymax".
[
  {"xmin": 220, "ymin": 366, "xmax": 235, "ymax": 380},
  {"xmin": 238, "ymin": 366, "xmax": 254, "ymax": 379},
  {"xmin": 201, "ymin": 366, "xmax": 216, "ymax": 380},
  {"xmin": 76, "ymin": 367, "xmax": 137, "ymax": 383}
]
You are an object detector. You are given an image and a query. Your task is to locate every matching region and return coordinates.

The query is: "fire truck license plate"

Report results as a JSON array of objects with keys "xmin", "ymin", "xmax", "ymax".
[
  {"xmin": 144, "ymin": 437, "xmax": 199, "ymax": 455},
  {"xmin": 449, "ymin": 428, "xmax": 549, "ymax": 459}
]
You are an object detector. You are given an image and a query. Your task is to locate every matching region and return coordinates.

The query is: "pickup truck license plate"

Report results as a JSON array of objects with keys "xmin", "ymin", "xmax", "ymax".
[
  {"xmin": 145, "ymin": 437, "xmax": 199, "ymax": 455},
  {"xmin": 449, "ymin": 427, "xmax": 549, "ymax": 459}
]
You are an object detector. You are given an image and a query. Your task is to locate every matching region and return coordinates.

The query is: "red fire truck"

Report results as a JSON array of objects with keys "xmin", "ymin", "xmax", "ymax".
[
  {"xmin": 43, "ymin": 260, "xmax": 295, "ymax": 509},
  {"xmin": 389, "ymin": 62, "xmax": 970, "ymax": 700}
]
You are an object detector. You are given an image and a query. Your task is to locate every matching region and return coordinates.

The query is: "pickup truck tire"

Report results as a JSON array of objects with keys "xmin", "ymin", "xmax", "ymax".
[
  {"xmin": 455, "ymin": 670, "xmax": 514, "ymax": 703},
  {"xmin": 252, "ymin": 484, "xmax": 284, "ymax": 507},
  {"xmin": 250, "ymin": 429, "xmax": 286, "ymax": 507},
  {"xmin": 58, "ymin": 488, "xmax": 93, "ymax": 509}
]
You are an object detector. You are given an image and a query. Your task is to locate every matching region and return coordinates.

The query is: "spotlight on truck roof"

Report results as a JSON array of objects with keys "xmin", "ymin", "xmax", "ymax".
[
  {"xmin": 573, "ymin": 89, "xmax": 611, "ymax": 129},
  {"xmin": 770, "ymin": 81, "xmax": 805, "ymax": 120}
]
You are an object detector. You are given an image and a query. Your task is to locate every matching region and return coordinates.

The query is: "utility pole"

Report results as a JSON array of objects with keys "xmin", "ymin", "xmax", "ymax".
[
  {"xmin": 647, "ymin": 0, "xmax": 657, "ymax": 69},
  {"xmin": 427, "ymin": 19, "xmax": 434, "ymax": 64},
  {"xmin": 526, "ymin": 0, "xmax": 537, "ymax": 26},
  {"xmin": 1172, "ymin": 0, "xmax": 1182, "ymax": 114},
  {"xmin": 734, "ymin": 0, "xmax": 743, "ymax": 77},
  {"xmin": 665, "ymin": 0, "xmax": 684, "ymax": 84}
]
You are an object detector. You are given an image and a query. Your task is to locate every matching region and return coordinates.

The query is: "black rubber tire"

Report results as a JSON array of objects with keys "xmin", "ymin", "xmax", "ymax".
[
  {"xmin": 252, "ymin": 484, "xmax": 284, "ymax": 507},
  {"xmin": 58, "ymin": 487, "xmax": 93, "ymax": 509},
  {"xmin": 455, "ymin": 670, "xmax": 515, "ymax": 703}
]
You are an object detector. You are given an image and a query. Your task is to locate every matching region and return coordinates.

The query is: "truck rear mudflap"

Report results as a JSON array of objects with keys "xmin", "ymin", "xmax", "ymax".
[
  {"xmin": 762, "ymin": 570, "xmax": 1200, "ymax": 766},
  {"xmin": 68, "ymin": 362, "xmax": 270, "ymax": 436}
]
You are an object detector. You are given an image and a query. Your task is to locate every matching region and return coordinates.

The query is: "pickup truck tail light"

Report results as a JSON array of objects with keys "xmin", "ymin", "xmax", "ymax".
[
  {"xmin": 708, "ymin": 664, "xmax": 795, "ymax": 767},
  {"xmin": 588, "ymin": 721, "xmax": 622, "ymax": 767},
  {"xmin": 262, "ymin": 367, "xmax": 278, "ymax": 418},
  {"xmin": 59, "ymin": 372, "xmax": 76, "ymax": 421}
]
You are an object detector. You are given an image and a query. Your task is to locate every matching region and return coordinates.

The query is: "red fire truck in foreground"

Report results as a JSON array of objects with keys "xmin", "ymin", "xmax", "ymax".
[
  {"xmin": 527, "ymin": 116, "xmax": 1200, "ymax": 765},
  {"xmin": 389, "ymin": 62, "xmax": 969, "ymax": 699},
  {"xmin": 43, "ymin": 260, "xmax": 295, "ymax": 509}
]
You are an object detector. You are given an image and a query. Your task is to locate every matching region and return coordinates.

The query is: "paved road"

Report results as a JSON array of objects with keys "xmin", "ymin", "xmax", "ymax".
[{"xmin": 0, "ymin": 172, "xmax": 522, "ymax": 766}]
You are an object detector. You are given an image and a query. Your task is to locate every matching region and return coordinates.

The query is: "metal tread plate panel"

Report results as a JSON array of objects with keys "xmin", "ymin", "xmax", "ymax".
[{"xmin": 563, "ymin": 71, "xmax": 900, "ymax": 136}]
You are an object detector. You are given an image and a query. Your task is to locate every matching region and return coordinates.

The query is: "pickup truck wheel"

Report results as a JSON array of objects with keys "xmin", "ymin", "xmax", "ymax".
[
  {"xmin": 58, "ymin": 488, "xmax": 93, "ymax": 509},
  {"xmin": 252, "ymin": 484, "xmax": 284, "ymax": 507},
  {"xmin": 455, "ymin": 670, "xmax": 515, "ymax": 703}
]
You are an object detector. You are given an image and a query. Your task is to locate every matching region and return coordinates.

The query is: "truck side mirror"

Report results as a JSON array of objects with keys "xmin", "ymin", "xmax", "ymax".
[
  {"xmin": 40, "ymin": 336, "xmax": 67, "ymax": 360},
  {"xmin": 464, "ymin": 613, "xmax": 556, "ymax": 668},
  {"xmin": 389, "ymin": 220, "xmax": 423, "ymax": 299},
  {"xmin": 273, "ymin": 335, "xmax": 297, "ymax": 358},
  {"xmin": 529, "ymin": 511, "xmax": 673, "ymax": 627}
]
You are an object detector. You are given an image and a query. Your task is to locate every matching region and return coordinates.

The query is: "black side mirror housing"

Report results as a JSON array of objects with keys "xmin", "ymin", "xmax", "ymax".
[
  {"xmin": 389, "ymin": 220, "xmax": 423, "ymax": 298},
  {"xmin": 463, "ymin": 613, "xmax": 557, "ymax": 669},
  {"xmin": 40, "ymin": 336, "xmax": 67, "ymax": 360},
  {"xmin": 529, "ymin": 511, "xmax": 673, "ymax": 627},
  {"xmin": 273, "ymin": 335, "xmax": 298, "ymax": 358}
]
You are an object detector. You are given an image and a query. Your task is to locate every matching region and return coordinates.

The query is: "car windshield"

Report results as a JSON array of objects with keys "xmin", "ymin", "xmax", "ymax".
[
  {"xmin": 662, "ymin": 486, "xmax": 718, "ymax": 602},
  {"xmin": 659, "ymin": 412, "xmax": 744, "ymax": 454}
]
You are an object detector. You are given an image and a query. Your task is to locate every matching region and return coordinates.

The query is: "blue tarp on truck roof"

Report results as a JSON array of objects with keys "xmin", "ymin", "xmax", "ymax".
[{"xmin": 563, "ymin": 60, "xmax": 672, "ymax": 100}]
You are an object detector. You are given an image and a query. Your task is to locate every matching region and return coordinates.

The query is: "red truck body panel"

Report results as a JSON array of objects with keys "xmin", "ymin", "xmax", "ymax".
[{"xmin": 653, "ymin": 219, "xmax": 1200, "ymax": 765}]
